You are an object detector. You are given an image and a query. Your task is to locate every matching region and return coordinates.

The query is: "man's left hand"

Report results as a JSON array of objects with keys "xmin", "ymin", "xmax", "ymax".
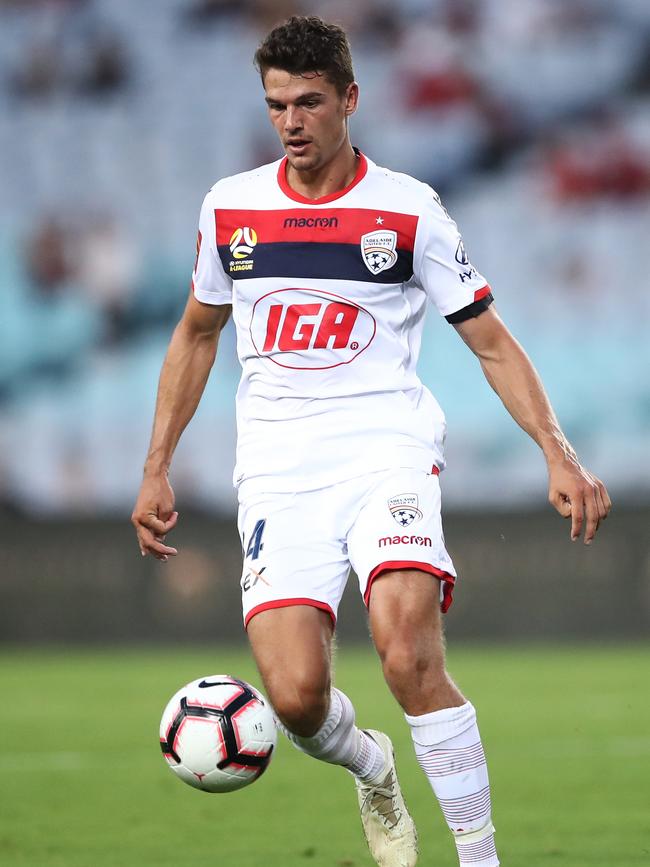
[{"xmin": 547, "ymin": 458, "xmax": 612, "ymax": 544}]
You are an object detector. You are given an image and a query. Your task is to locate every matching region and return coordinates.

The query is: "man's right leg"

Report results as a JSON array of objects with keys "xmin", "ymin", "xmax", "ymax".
[
  {"xmin": 239, "ymin": 483, "xmax": 417, "ymax": 865},
  {"xmin": 247, "ymin": 604, "xmax": 386, "ymax": 777}
]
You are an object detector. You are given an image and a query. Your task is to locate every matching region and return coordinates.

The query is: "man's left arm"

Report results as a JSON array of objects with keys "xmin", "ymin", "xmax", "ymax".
[{"xmin": 453, "ymin": 305, "xmax": 612, "ymax": 544}]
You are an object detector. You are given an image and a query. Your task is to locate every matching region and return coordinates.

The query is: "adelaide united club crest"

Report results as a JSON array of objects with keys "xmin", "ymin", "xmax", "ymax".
[
  {"xmin": 361, "ymin": 230, "xmax": 398, "ymax": 275},
  {"xmin": 388, "ymin": 493, "xmax": 423, "ymax": 527}
]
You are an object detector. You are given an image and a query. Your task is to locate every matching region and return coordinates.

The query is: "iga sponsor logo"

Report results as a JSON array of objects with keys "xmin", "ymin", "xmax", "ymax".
[
  {"xmin": 388, "ymin": 493, "xmax": 422, "ymax": 526},
  {"xmin": 250, "ymin": 288, "xmax": 376, "ymax": 370},
  {"xmin": 378, "ymin": 535, "xmax": 432, "ymax": 547},
  {"xmin": 361, "ymin": 230, "xmax": 398, "ymax": 275}
]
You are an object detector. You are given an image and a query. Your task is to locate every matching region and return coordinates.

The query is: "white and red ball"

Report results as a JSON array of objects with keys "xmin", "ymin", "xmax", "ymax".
[{"xmin": 159, "ymin": 675, "xmax": 276, "ymax": 793}]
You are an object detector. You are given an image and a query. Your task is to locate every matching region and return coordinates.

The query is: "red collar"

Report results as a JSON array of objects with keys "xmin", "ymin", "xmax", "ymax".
[{"xmin": 277, "ymin": 150, "xmax": 368, "ymax": 204}]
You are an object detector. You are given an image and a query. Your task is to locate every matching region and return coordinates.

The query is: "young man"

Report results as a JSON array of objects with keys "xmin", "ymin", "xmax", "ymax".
[{"xmin": 132, "ymin": 16, "xmax": 611, "ymax": 867}]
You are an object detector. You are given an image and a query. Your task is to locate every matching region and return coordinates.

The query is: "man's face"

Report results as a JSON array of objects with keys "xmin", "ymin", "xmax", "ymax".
[{"xmin": 263, "ymin": 68, "xmax": 358, "ymax": 173}]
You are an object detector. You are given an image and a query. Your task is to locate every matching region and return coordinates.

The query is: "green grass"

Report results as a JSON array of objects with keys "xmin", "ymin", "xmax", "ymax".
[{"xmin": 0, "ymin": 644, "xmax": 648, "ymax": 866}]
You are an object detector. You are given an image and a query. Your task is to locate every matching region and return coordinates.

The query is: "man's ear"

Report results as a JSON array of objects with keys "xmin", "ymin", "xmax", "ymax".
[{"xmin": 345, "ymin": 82, "xmax": 359, "ymax": 117}]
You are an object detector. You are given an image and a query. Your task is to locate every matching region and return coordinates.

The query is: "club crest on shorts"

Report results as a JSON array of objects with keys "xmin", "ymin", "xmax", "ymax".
[
  {"xmin": 388, "ymin": 493, "xmax": 422, "ymax": 527},
  {"xmin": 361, "ymin": 230, "xmax": 398, "ymax": 275}
]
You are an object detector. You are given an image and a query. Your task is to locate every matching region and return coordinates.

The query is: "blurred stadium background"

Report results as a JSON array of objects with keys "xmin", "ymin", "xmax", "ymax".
[
  {"xmin": 0, "ymin": 0, "xmax": 649, "ymax": 644},
  {"xmin": 1, "ymin": 3, "xmax": 649, "ymax": 866}
]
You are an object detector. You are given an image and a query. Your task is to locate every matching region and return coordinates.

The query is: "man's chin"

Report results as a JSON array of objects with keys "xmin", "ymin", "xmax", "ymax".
[{"xmin": 285, "ymin": 151, "xmax": 321, "ymax": 173}]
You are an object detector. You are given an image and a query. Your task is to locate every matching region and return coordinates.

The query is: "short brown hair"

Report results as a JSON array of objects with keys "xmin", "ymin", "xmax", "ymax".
[{"xmin": 254, "ymin": 16, "xmax": 355, "ymax": 95}]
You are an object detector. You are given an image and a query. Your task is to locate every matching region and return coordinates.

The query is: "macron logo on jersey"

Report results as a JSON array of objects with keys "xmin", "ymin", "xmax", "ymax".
[
  {"xmin": 283, "ymin": 216, "xmax": 338, "ymax": 229},
  {"xmin": 250, "ymin": 288, "xmax": 376, "ymax": 370}
]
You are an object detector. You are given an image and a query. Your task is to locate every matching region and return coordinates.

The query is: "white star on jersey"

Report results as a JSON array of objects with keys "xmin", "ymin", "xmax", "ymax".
[{"xmin": 376, "ymin": 216, "xmax": 384, "ymax": 225}]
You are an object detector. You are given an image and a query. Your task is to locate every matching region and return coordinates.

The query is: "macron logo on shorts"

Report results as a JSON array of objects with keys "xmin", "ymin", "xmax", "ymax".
[{"xmin": 378, "ymin": 535, "xmax": 432, "ymax": 547}]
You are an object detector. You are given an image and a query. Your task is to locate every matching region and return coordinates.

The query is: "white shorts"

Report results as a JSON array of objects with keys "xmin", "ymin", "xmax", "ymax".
[{"xmin": 237, "ymin": 468, "xmax": 457, "ymax": 628}]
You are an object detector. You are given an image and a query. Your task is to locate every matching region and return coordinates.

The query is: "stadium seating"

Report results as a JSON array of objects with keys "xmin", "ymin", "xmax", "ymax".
[{"xmin": 0, "ymin": 0, "xmax": 648, "ymax": 512}]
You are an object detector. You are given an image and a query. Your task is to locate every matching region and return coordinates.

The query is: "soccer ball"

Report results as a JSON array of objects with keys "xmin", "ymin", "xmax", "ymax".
[{"xmin": 159, "ymin": 674, "xmax": 277, "ymax": 793}]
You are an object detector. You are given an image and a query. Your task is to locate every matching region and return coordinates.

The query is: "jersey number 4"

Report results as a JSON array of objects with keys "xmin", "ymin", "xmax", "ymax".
[{"xmin": 245, "ymin": 519, "xmax": 266, "ymax": 560}]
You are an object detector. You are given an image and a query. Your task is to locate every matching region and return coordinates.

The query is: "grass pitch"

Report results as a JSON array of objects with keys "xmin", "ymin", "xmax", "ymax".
[{"xmin": 0, "ymin": 644, "xmax": 648, "ymax": 867}]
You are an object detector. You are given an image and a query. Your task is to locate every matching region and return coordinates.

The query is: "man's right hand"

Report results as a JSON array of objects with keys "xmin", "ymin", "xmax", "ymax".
[
  {"xmin": 131, "ymin": 473, "xmax": 179, "ymax": 561},
  {"xmin": 130, "ymin": 295, "xmax": 230, "ymax": 561}
]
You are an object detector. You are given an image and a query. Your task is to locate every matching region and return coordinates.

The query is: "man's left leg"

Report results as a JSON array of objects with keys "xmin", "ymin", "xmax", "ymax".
[{"xmin": 369, "ymin": 569, "xmax": 500, "ymax": 867}]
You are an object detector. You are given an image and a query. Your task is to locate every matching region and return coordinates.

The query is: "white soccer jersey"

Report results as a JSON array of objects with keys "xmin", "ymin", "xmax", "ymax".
[{"xmin": 191, "ymin": 151, "xmax": 492, "ymax": 493}]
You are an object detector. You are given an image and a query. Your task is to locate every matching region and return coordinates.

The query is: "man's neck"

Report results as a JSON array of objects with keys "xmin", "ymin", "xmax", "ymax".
[{"xmin": 285, "ymin": 142, "xmax": 358, "ymax": 201}]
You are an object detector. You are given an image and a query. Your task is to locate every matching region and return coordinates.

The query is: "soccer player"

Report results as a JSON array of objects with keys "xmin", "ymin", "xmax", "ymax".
[{"xmin": 132, "ymin": 16, "xmax": 611, "ymax": 867}]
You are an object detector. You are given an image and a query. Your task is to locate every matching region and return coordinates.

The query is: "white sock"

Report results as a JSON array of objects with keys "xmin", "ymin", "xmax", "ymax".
[
  {"xmin": 406, "ymin": 701, "xmax": 499, "ymax": 867},
  {"xmin": 277, "ymin": 688, "xmax": 386, "ymax": 782}
]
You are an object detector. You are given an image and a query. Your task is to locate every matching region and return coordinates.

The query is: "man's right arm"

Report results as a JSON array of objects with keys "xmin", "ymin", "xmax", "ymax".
[{"xmin": 131, "ymin": 292, "xmax": 231, "ymax": 560}]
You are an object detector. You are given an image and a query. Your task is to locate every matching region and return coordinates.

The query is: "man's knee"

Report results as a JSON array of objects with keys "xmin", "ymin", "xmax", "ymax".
[
  {"xmin": 368, "ymin": 570, "xmax": 464, "ymax": 713},
  {"xmin": 247, "ymin": 605, "xmax": 333, "ymax": 737},
  {"xmin": 370, "ymin": 572, "xmax": 445, "ymax": 674},
  {"xmin": 378, "ymin": 635, "xmax": 461, "ymax": 715},
  {"xmin": 379, "ymin": 637, "xmax": 446, "ymax": 687},
  {"xmin": 266, "ymin": 670, "xmax": 331, "ymax": 737}
]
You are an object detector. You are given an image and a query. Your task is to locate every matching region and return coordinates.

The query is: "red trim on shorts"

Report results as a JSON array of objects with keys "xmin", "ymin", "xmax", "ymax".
[
  {"xmin": 244, "ymin": 598, "xmax": 336, "ymax": 629},
  {"xmin": 430, "ymin": 464, "xmax": 440, "ymax": 475},
  {"xmin": 364, "ymin": 561, "xmax": 455, "ymax": 613}
]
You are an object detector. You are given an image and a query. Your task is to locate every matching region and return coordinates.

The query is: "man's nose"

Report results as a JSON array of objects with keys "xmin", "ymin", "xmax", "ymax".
[{"xmin": 284, "ymin": 105, "xmax": 303, "ymax": 131}]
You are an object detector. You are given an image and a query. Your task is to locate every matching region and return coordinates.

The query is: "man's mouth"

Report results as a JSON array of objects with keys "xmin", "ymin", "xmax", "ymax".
[{"xmin": 286, "ymin": 138, "xmax": 312, "ymax": 155}]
